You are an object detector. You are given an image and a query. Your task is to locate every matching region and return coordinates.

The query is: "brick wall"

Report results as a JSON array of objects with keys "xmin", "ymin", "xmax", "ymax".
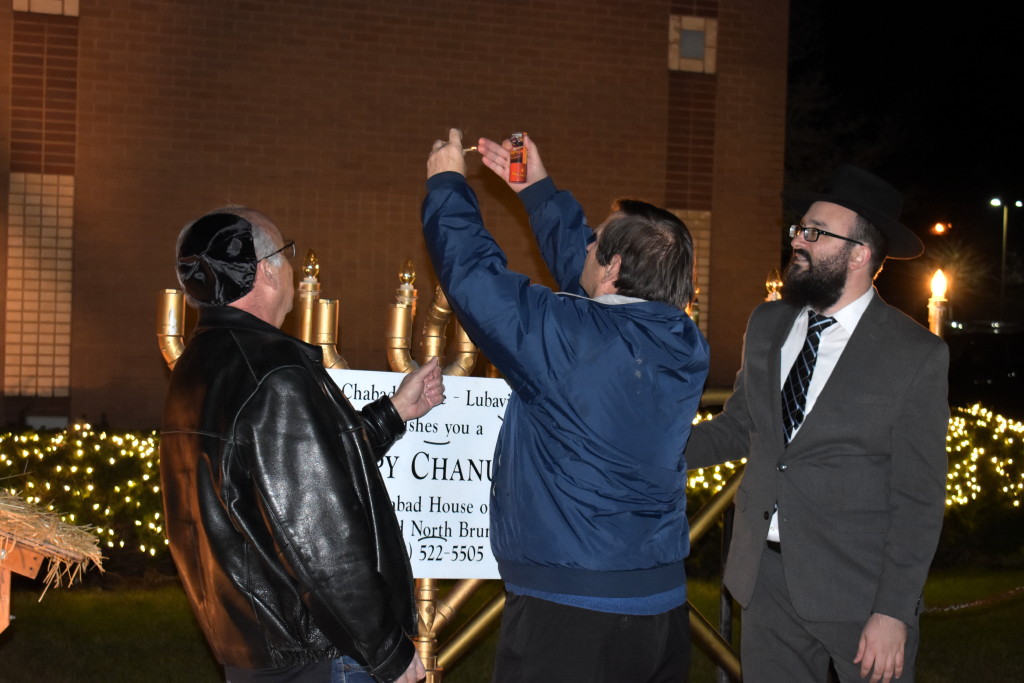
[
  {"xmin": 1, "ymin": 0, "xmax": 788, "ymax": 427},
  {"xmin": 666, "ymin": 0, "xmax": 789, "ymax": 386},
  {"xmin": 2, "ymin": 9, "xmax": 78, "ymax": 424},
  {"xmin": 0, "ymin": 9, "xmax": 10, "ymax": 424},
  {"xmin": 706, "ymin": 0, "xmax": 789, "ymax": 385}
]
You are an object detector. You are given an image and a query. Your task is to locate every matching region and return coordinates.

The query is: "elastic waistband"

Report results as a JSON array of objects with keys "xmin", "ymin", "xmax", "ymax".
[{"xmin": 497, "ymin": 560, "xmax": 687, "ymax": 598}]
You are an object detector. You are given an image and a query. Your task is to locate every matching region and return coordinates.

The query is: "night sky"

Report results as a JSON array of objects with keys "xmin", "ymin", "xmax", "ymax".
[{"xmin": 786, "ymin": 3, "xmax": 1023, "ymax": 321}]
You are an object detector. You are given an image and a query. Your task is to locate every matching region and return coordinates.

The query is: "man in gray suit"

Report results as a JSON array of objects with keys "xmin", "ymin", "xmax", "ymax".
[{"xmin": 686, "ymin": 165, "xmax": 949, "ymax": 683}]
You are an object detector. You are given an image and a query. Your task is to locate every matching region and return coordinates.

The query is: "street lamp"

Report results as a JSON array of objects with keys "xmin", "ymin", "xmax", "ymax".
[{"xmin": 989, "ymin": 198, "xmax": 1023, "ymax": 321}]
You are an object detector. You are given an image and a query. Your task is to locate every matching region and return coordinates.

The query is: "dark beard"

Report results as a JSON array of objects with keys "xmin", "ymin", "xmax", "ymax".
[{"xmin": 781, "ymin": 245, "xmax": 851, "ymax": 311}]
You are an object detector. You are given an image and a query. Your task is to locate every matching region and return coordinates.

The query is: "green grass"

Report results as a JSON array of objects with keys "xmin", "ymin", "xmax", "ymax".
[
  {"xmin": 1, "ymin": 581, "xmax": 220, "ymax": 683},
  {"xmin": 916, "ymin": 570, "xmax": 1024, "ymax": 683},
  {"xmin": 1, "ymin": 571, "xmax": 1021, "ymax": 682}
]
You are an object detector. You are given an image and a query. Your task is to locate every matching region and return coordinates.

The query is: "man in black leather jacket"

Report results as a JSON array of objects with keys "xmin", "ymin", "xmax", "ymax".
[{"xmin": 161, "ymin": 208, "xmax": 443, "ymax": 683}]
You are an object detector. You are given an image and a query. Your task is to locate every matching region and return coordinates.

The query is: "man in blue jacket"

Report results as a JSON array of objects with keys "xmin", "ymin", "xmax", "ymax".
[{"xmin": 422, "ymin": 129, "xmax": 709, "ymax": 683}]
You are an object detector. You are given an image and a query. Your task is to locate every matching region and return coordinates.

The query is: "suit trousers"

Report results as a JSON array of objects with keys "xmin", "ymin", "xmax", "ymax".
[
  {"xmin": 741, "ymin": 545, "xmax": 919, "ymax": 683},
  {"xmin": 492, "ymin": 593, "xmax": 690, "ymax": 683}
]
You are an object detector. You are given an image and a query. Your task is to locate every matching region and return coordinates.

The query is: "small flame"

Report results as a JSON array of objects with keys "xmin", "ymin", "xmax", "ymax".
[
  {"xmin": 765, "ymin": 268, "xmax": 783, "ymax": 300},
  {"xmin": 931, "ymin": 269, "xmax": 947, "ymax": 299}
]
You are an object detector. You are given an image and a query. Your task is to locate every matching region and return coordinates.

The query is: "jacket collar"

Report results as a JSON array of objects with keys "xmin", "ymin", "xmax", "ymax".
[
  {"xmin": 193, "ymin": 306, "xmax": 325, "ymax": 363},
  {"xmin": 195, "ymin": 305, "xmax": 285, "ymax": 336},
  {"xmin": 592, "ymin": 293, "xmax": 646, "ymax": 306}
]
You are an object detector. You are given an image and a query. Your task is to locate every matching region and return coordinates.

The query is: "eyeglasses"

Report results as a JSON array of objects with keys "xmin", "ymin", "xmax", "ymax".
[
  {"xmin": 258, "ymin": 240, "xmax": 296, "ymax": 262},
  {"xmin": 788, "ymin": 225, "xmax": 864, "ymax": 246}
]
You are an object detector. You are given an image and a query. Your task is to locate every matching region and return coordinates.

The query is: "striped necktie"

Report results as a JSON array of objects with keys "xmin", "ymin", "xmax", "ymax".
[{"xmin": 781, "ymin": 310, "xmax": 836, "ymax": 445}]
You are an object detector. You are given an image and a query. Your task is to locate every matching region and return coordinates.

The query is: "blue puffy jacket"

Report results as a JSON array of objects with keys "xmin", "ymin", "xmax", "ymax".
[{"xmin": 422, "ymin": 173, "xmax": 709, "ymax": 601}]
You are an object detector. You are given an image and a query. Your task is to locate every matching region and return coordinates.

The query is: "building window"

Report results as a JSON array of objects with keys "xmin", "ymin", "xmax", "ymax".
[
  {"xmin": 5, "ymin": 11, "xmax": 78, "ymax": 408},
  {"xmin": 5, "ymin": 174, "xmax": 74, "ymax": 398},
  {"xmin": 13, "ymin": 0, "xmax": 80, "ymax": 17},
  {"xmin": 669, "ymin": 16, "xmax": 717, "ymax": 74}
]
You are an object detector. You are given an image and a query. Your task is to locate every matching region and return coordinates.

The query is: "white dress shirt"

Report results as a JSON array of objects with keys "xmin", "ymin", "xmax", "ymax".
[{"xmin": 768, "ymin": 288, "xmax": 875, "ymax": 542}]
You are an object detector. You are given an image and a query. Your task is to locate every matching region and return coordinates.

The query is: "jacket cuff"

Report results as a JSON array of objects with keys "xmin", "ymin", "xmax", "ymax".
[
  {"xmin": 518, "ymin": 176, "xmax": 558, "ymax": 214},
  {"xmin": 360, "ymin": 396, "xmax": 408, "ymax": 459},
  {"xmin": 368, "ymin": 636, "xmax": 416, "ymax": 683},
  {"xmin": 871, "ymin": 591, "xmax": 922, "ymax": 628},
  {"xmin": 425, "ymin": 170, "xmax": 466, "ymax": 193}
]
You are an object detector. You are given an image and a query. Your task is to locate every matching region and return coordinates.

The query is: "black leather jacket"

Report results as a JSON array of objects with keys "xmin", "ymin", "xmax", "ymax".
[{"xmin": 160, "ymin": 306, "xmax": 416, "ymax": 682}]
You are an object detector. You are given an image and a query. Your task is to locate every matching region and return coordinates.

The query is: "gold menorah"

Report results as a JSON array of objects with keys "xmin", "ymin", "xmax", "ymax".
[{"xmin": 387, "ymin": 258, "xmax": 478, "ymax": 376}]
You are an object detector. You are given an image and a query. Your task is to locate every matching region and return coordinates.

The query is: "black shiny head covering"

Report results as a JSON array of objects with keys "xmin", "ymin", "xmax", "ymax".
[{"xmin": 176, "ymin": 212, "xmax": 258, "ymax": 306}]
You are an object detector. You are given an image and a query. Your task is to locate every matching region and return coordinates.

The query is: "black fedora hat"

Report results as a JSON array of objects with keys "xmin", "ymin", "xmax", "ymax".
[{"xmin": 782, "ymin": 164, "xmax": 923, "ymax": 259}]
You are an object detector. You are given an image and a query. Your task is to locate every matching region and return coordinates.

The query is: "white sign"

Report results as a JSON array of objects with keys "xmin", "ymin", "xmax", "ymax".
[{"xmin": 328, "ymin": 368, "xmax": 506, "ymax": 579}]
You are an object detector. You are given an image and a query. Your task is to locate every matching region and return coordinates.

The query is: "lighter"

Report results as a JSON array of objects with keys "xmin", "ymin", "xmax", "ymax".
[{"xmin": 509, "ymin": 132, "xmax": 527, "ymax": 183}]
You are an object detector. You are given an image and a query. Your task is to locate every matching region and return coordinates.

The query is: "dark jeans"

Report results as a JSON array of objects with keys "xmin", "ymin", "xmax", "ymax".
[
  {"xmin": 225, "ymin": 655, "xmax": 371, "ymax": 683},
  {"xmin": 492, "ymin": 593, "xmax": 691, "ymax": 683}
]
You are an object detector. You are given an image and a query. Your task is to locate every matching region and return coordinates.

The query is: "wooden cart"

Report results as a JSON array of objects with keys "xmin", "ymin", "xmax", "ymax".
[{"xmin": 0, "ymin": 491, "xmax": 103, "ymax": 634}]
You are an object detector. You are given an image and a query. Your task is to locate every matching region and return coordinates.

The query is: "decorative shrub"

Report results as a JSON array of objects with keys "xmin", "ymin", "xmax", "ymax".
[
  {"xmin": 1, "ymin": 405, "xmax": 1021, "ymax": 573},
  {"xmin": 0, "ymin": 424, "xmax": 164, "ymax": 572}
]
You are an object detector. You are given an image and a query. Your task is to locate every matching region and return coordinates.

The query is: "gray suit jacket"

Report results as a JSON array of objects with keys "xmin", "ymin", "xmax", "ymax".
[{"xmin": 687, "ymin": 292, "xmax": 949, "ymax": 625}]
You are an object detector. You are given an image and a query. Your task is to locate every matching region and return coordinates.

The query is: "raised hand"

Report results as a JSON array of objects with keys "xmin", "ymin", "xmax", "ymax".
[
  {"xmin": 476, "ymin": 133, "xmax": 548, "ymax": 192},
  {"xmin": 427, "ymin": 128, "xmax": 467, "ymax": 179}
]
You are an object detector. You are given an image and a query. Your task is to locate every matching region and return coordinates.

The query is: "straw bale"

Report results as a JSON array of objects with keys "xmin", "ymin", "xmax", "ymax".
[{"xmin": 0, "ymin": 490, "xmax": 103, "ymax": 596}]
